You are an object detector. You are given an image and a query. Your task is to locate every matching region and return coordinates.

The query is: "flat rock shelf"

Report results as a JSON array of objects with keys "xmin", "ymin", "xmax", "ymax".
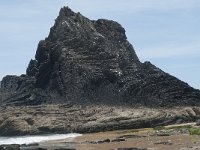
[{"xmin": 0, "ymin": 105, "xmax": 200, "ymax": 135}]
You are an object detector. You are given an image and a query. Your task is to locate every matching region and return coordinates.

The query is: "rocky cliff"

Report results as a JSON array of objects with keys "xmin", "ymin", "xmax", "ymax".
[
  {"xmin": 1, "ymin": 6, "xmax": 200, "ymax": 136},
  {"xmin": 0, "ymin": 6, "xmax": 200, "ymax": 107}
]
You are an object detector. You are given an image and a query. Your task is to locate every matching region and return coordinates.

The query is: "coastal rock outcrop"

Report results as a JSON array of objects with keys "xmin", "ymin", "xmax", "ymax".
[
  {"xmin": 0, "ymin": 6, "xmax": 199, "ymax": 107},
  {"xmin": 0, "ymin": 6, "xmax": 200, "ymax": 135}
]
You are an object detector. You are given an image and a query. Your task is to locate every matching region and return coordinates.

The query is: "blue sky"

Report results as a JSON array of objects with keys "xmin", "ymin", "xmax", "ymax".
[{"xmin": 0, "ymin": 0, "xmax": 199, "ymax": 89}]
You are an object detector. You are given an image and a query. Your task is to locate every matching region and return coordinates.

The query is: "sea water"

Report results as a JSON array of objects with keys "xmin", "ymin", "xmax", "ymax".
[{"xmin": 0, "ymin": 133, "xmax": 81, "ymax": 145}]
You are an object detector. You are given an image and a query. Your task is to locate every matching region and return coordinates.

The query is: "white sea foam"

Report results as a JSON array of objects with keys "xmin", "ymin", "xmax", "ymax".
[{"xmin": 0, "ymin": 133, "xmax": 81, "ymax": 145}]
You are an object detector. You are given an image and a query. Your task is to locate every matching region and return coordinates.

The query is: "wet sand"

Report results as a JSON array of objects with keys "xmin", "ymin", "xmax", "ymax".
[
  {"xmin": 74, "ymin": 129, "xmax": 200, "ymax": 150},
  {"xmin": 38, "ymin": 123, "xmax": 200, "ymax": 150}
]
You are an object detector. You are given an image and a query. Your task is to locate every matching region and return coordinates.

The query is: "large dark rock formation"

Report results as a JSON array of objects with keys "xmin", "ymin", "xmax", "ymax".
[
  {"xmin": 1, "ymin": 7, "xmax": 200, "ymax": 136},
  {"xmin": 0, "ymin": 6, "xmax": 200, "ymax": 107}
]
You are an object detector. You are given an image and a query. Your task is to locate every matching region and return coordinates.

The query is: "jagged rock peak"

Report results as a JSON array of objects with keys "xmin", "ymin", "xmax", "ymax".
[
  {"xmin": 47, "ymin": 7, "xmax": 130, "ymax": 45},
  {"xmin": 33, "ymin": 6, "xmax": 140, "ymax": 89},
  {"xmin": 0, "ymin": 6, "xmax": 200, "ymax": 107},
  {"xmin": 56, "ymin": 6, "xmax": 84, "ymax": 23},
  {"xmin": 59, "ymin": 6, "xmax": 76, "ymax": 17}
]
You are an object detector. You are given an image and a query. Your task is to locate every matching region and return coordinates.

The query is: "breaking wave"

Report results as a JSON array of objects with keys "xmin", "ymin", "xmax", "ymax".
[{"xmin": 0, "ymin": 133, "xmax": 81, "ymax": 145}]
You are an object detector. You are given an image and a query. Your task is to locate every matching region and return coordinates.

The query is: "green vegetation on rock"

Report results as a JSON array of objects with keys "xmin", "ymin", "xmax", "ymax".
[{"xmin": 188, "ymin": 127, "xmax": 200, "ymax": 135}]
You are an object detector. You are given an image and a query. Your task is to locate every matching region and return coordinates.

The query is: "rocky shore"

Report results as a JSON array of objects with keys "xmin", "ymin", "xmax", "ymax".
[
  {"xmin": 0, "ymin": 104, "xmax": 200, "ymax": 136},
  {"xmin": 1, "ymin": 123, "xmax": 200, "ymax": 150},
  {"xmin": 0, "ymin": 6, "xmax": 200, "ymax": 146}
]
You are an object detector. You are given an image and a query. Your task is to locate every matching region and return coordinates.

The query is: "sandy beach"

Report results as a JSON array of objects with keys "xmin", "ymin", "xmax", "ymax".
[{"xmin": 37, "ymin": 123, "xmax": 200, "ymax": 150}]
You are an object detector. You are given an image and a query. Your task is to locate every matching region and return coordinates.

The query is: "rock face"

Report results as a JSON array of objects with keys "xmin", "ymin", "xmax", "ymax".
[
  {"xmin": 0, "ymin": 7, "xmax": 200, "ymax": 136},
  {"xmin": 0, "ymin": 6, "xmax": 200, "ymax": 107}
]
